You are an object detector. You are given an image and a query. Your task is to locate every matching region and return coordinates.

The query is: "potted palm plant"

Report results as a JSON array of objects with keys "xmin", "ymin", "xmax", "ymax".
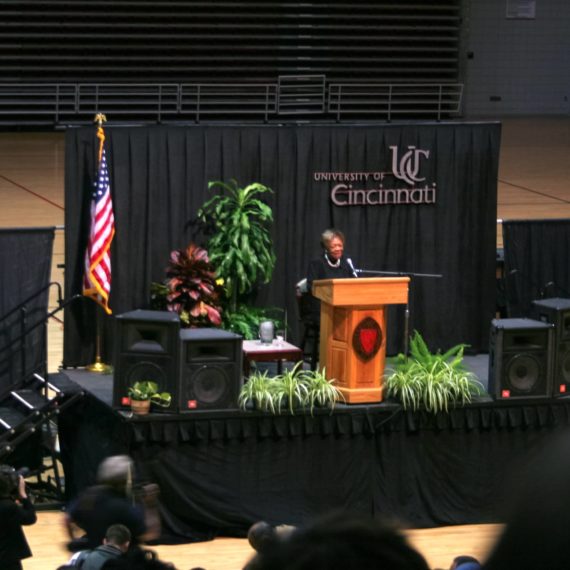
[
  {"xmin": 384, "ymin": 331, "xmax": 485, "ymax": 413},
  {"xmin": 197, "ymin": 179, "xmax": 276, "ymax": 313},
  {"xmin": 128, "ymin": 381, "xmax": 172, "ymax": 415}
]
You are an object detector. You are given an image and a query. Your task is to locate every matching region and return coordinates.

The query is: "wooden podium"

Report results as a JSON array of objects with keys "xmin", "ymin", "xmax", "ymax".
[{"xmin": 312, "ymin": 277, "xmax": 410, "ymax": 404}]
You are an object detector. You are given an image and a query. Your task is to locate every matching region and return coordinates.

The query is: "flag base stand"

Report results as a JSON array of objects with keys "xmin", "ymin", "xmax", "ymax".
[{"xmin": 86, "ymin": 356, "xmax": 112, "ymax": 375}]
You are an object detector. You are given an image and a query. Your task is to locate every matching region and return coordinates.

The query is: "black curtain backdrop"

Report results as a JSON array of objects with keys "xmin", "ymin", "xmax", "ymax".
[
  {"xmin": 64, "ymin": 123, "xmax": 500, "ymax": 366},
  {"xmin": 58, "ymin": 395, "xmax": 568, "ymax": 539},
  {"xmin": 0, "ymin": 228, "xmax": 54, "ymax": 392},
  {"xmin": 503, "ymin": 219, "xmax": 570, "ymax": 317}
]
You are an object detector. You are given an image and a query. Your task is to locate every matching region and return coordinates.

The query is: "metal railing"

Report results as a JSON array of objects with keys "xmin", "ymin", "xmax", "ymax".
[
  {"xmin": 328, "ymin": 83, "xmax": 464, "ymax": 121},
  {"xmin": 0, "ymin": 80, "xmax": 463, "ymax": 125}
]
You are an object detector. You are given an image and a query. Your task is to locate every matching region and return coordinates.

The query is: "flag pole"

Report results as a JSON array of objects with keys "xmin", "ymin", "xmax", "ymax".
[
  {"xmin": 86, "ymin": 113, "xmax": 112, "ymax": 375},
  {"xmin": 86, "ymin": 306, "xmax": 112, "ymax": 373}
]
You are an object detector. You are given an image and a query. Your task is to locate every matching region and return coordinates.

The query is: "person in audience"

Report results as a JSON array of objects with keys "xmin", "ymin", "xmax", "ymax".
[
  {"xmin": 449, "ymin": 555, "xmax": 482, "ymax": 570},
  {"xmin": 247, "ymin": 521, "xmax": 295, "ymax": 554},
  {"xmin": 244, "ymin": 512, "xmax": 429, "ymax": 570},
  {"xmin": 64, "ymin": 455, "xmax": 160, "ymax": 552},
  {"xmin": 0, "ymin": 466, "xmax": 37, "ymax": 570},
  {"xmin": 247, "ymin": 521, "xmax": 276, "ymax": 554},
  {"xmin": 101, "ymin": 547, "xmax": 176, "ymax": 569},
  {"xmin": 483, "ymin": 429, "xmax": 570, "ymax": 570},
  {"xmin": 68, "ymin": 524, "xmax": 131, "ymax": 569}
]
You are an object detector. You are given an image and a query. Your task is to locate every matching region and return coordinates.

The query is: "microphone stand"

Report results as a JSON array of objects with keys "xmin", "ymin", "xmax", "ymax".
[
  {"xmin": 506, "ymin": 268, "xmax": 570, "ymax": 316},
  {"xmin": 353, "ymin": 268, "xmax": 443, "ymax": 356},
  {"xmin": 355, "ymin": 269, "xmax": 443, "ymax": 279},
  {"xmin": 541, "ymin": 281, "xmax": 570, "ymax": 299}
]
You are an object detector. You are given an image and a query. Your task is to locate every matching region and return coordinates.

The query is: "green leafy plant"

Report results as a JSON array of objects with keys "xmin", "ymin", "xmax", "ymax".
[
  {"xmin": 222, "ymin": 304, "xmax": 284, "ymax": 340},
  {"xmin": 127, "ymin": 381, "xmax": 172, "ymax": 407},
  {"xmin": 271, "ymin": 362, "xmax": 309, "ymax": 415},
  {"xmin": 149, "ymin": 281, "xmax": 169, "ymax": 311},
  {"xmin": 237, "ymin": 370, "xmax": 276, "ymax": 413},
  {"xmin": 238, "ymin": 363, "xmax": 343, "ymax": 416},
  {"xmin": 300, "ymin": 367, "xmax": 345, "ymax": 415},
  {"xmin": 163, "ymin": 243, "xmax": 224, "ymax": 327},
  {"xmin": 197, "ymin": 179, "xmax": 276, "ymax": 311},
  {"xmin": 385, "ymin": 330, "xmax": 484, "ymax": 414}
]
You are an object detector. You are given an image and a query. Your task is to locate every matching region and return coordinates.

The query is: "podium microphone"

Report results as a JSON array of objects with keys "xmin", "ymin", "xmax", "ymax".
[{"xmin": 347, "ymin": 258, "xmax": 358, "ymax": 278}]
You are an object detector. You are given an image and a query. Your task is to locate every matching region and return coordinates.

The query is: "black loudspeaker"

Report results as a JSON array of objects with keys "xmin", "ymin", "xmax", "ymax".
[
  {"xmin": 113, "ymin": 310, "xmax": 181, "ymax": 408},
  {"xmin": 532, "ymin": 298, "xmax": 570, "ymax": 396},
  {"xmin": 488, "ymin": 318, "xmax": 554, "ymax": 400},
  {"xmin": 178, "ymin": 328, "xmax": 243, "ymax": 411}
]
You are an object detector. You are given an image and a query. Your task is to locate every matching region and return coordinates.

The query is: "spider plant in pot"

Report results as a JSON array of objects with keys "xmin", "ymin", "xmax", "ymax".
[
  {"xmin": 384, "ymin": 330, "xmax": 485, "ymax": 414},
  {"xmin": 271, "ymin": 362, "xmax": 309, "ymax": 415},
  {"xmin": 238, "ymin": 370, "xmax": 276, "ymax": 413},
  {"xmin": 127, "ymin": 381, "xmax": 172, "ymax": 415},
  {"xmin": 301, "ymin": 367, "xmax": 345, "ymax": 415}
]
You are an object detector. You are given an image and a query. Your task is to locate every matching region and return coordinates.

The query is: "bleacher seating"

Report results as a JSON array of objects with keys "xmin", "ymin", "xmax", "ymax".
[{"xmin": 0, "ymin": 1, "xmax": 463, "ymax": 124}]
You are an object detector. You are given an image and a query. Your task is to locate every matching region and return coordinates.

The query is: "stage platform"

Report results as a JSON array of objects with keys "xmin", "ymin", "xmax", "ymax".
[
  {"xmin": 62, "ymin": 354, "xmax": 493, "ymax": 409},
  {"xmin": 57, "ymin": 358, "xmax": 570, "ymax": 544}
]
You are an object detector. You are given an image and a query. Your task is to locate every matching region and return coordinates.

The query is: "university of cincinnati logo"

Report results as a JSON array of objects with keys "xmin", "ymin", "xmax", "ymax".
[
  {"xmin": 313, "ymin": 145, "xmax": 437, "ymax": 207},
  {"xmin": 391, "ymin": 145, "xmax": 430, "ymax": 186}
]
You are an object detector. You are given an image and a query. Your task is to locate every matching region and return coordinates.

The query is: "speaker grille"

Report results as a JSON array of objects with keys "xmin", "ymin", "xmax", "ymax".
[
  {"xmin": 180, "ymin": 362, "xmax": 239, "ymax": 410},
  {"xmin": 186, "ymin": 364, "xmax": 231, "ymax": 404},
  {"xmin": 124, "ymin": 360, "xmax": 167, "ymax": 387},
  {"xmin": 505, "ymin": 353, "xmax": 541, "ymax": 393},
  {"xmin": 114, "ymin": 354, "xmax": 177, "ymax": 407}
]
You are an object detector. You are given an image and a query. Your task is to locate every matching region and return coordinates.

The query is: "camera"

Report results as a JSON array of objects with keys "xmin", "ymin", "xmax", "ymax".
[{"xmin": 0, "ymin": 465, "xmax": 29, "ymax": 499}]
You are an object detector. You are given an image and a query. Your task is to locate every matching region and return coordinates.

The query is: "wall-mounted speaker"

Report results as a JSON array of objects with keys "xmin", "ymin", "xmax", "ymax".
[
  {"xmin": 488, "ymin": 318, "xmax": 554, "ymax": 400},
  {"xmin": 532, "ymin": 297, "xmax": 570, "ymax": 396},
  {"xmin": 178, "ymin": 329, "xmax": 242, "ymax": 411},
  {"xmin": 113, "ymin": 310, "xmax": 180, "ymax": 408}
]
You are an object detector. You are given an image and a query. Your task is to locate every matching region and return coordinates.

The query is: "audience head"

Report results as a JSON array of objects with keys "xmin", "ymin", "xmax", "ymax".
[
  {"xmin": 320, "ymin": 228, "xmax": 345, "ymax": 261},
  {"xmin": 102, "ymin": 547, "xmax": 176, "ymax": 569},
  {"xmin": 97, "ymin": 455, "xmax": 134, "ymax": 493},
  {"xmin": 248, "ymin": 521, "xmax": 277, "ymax": 554},
  {"xmin": 245, "ymin": 512, "xmax": 429, "ymax": 570},
  {"xmin": 484, "ymin": 429, "xmax": 570, "ymax": 570},
  {"xmin": 450, "ymin": 555, "xmax": 482, "ymax": 570},
  {"xmin": 105, "ymin": 523, "xmax": 131, "ymax": 552}
]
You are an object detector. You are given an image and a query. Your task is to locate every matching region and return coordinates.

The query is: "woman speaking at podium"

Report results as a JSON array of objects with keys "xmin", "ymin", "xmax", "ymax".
[{"xmin": 305, "ymin": 228, "xmax": 356, "ymax": 323}]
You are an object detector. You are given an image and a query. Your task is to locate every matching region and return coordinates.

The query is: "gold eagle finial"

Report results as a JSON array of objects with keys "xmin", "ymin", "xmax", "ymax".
[{"xmin": 93, "ymin": 113, "xmax": 107, "ymax": 127}]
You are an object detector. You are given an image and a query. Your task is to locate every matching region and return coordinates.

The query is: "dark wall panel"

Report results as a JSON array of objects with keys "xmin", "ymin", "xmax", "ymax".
[{"xmin": 0, "ymin": 228, "xmax": 54, "ymax": 391}]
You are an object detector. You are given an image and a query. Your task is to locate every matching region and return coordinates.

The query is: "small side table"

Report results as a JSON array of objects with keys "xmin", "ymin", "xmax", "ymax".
[{"xmin": 242, "ymin": 340, "xmax": 303, "ymax": 376}]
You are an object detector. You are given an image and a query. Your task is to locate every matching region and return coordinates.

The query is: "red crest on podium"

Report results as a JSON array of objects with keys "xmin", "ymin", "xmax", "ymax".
[{"xmin": 352, "ymin": 317, "xmax": 383, "ymax": 361}]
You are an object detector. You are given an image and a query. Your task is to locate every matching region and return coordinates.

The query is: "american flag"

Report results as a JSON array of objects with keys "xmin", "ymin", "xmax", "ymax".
[{"xmin": 83, "ymin": 126, "xmax": 115, "ymax": 314}]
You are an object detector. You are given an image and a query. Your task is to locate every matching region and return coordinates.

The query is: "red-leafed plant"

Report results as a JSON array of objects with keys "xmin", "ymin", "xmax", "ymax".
[{"xmin": 165, "ymin": 243, "xmax": 223, "ymax": 327}]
